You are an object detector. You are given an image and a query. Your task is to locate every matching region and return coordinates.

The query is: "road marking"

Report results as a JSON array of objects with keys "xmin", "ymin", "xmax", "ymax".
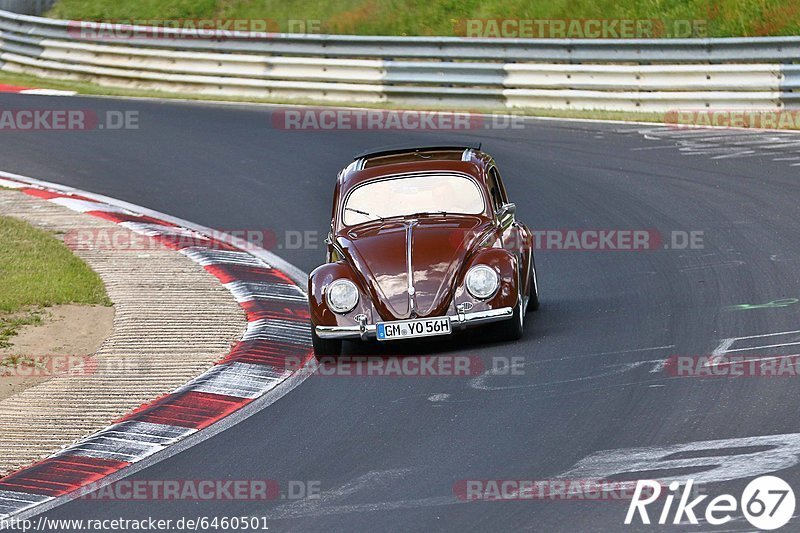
[
  {"xmin": 50, "ymin": 197, "xmax": 132, "ymax": 214},
  {"xmin": 711, "ymin": 354, "xmax": 800, "ymax": 368},
  {"xmin": 470, "ymin": 356, "xmax": 669, "ymax": 391},
  {"xmin": 242, "ymin": 318, "xmax": 312, "ymax": 344},
  {"xmin": 725, "ymin": 298, "xmax": 799, "ymax": 311},
  {"xmin": 633, "ymin": 126, "xmax": 800, "ymax": 166},
  {"xmin": 707, "ymin": 331, "xmax": 800, "ymax": 366},
  {"xmin": 727, "ymin": 341, "xmax": 800, "ymax": 352},
  {"xmin": 0, "ymin": 171, "xmax": 314, "ymax": 524},
  {"xmin": 724, "ymin": 329, "xmax": 800, "ymax": 341},
  {"xmin": 174, "ymin": 361, "xmax": 286, "ymax": 399},
  {"xmin": 18, "ymin": 89, "xmax": 77, "ymax": 96},
  {"xmin": 428, "ymin": 393, "xmax": 450, "ymax": 402},
  {"xmin": 534, "ymin": 345, "xmax": 675, "ymax": 364},
  {"xmin": 226, "ymin": 280, "xmax": 307, "ymax": 303},
  {"xmin": 53, "ymin": 422, "xmax": 196, "ymax": 463},
  {"xmin": 0, "ymin": 178, "xmax": 26, "ymax": 189},
  {"xmin": 121, "ymin": 222, "xmax": 206, "ymax": 240},
  {"xmin": 0, "ymin": 491, "xmax": 53, "ymax": 520},
  {"xmin": 265, "ymin": 433, "xmax": 800, "ymax": 519},
  {"xmin": 181, "ymin": 247, "xmax": 267, "ymax": 268},
  {"xmin": 558, "ymin": 433, "xmax": 800, "ymax": 486}
]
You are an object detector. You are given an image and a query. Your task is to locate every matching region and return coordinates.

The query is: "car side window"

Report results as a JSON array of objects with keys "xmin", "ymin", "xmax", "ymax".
[
  {"xmin": 488, "ymin": 167, "xmax": 505, "ymax": 212},
  {"xmin": 493, "ymin": 166, "xmax": 510, "ymax": 203}
]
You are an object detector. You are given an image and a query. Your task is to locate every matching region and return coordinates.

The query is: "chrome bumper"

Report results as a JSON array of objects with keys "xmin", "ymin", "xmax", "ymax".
[{"xmin": 315, "ymin": 307, "xmax": 514, "ymax": 340}]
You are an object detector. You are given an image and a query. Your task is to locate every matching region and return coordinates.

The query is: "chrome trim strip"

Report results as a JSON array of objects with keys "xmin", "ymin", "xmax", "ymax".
[
  {"xmin": 315, "ymin": 307, "xmax": 514, "ymax": 340},
  {"xmin": 406, "ymin": 220, "xmax": 417, "ymax": 316}
]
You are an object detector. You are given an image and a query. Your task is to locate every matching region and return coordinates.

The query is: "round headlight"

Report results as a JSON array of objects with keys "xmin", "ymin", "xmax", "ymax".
[
  {"xmin": 466, "ymin": 265, "xmax": 499, "ymax": 299},
  {"xmin": 326, "ymin": 279, "xmax": 359, "ymax": 314}
]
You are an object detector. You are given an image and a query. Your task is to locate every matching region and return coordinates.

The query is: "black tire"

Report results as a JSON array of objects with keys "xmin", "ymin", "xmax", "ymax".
[
  {"xmin": 496, "ymin": 299, "xmax": 524, "ymax": 341},
  {"xmin": 312, "ymin": 329, "xmax": 342, "ymax": 359},
  {"xmin": 527, "ymin": 265, "xmax": 540, "ymax": 312}
]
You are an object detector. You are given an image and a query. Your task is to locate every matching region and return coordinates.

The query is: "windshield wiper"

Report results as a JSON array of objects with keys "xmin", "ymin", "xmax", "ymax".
[{"xmin": 345, "ymin": 207, "xmax": 384, "ymax": 221}]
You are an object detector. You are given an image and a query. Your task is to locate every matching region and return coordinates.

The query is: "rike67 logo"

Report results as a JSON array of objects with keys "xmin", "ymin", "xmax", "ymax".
[{"xmin": 625, "ymin": 476, "xmax": 795, "ymax": 530}]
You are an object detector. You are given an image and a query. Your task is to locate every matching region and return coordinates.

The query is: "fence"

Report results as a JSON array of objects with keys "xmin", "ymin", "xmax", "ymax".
[{"xmin": 0, "ymin": 8, "xmax": 797, "ymax": 111}]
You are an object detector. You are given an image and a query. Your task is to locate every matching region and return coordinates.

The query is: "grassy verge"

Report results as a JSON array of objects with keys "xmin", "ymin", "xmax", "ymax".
[
  {"xmin": 0, "ymin": 214, "xmax": 111, "ymax": 348},
  {"xmin": 47, "ymin": 0, "xmax": 800, "ymax": 38}
]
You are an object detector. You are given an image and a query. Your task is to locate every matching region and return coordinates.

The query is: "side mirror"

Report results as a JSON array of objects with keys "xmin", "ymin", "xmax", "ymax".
[
  {"xmin": 325, "ymin": 220, "xmax": 334, "ymax": 245},
  {"xmin": 497, "ymin": 202, "xmax": 516, "ymax": 226},
  {"xmin": 325, "ymin": 220, "xmax": 335, "ymax": 262}
]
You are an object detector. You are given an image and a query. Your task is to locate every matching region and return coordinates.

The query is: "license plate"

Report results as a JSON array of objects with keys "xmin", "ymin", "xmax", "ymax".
[{"xmin": 376, "ymin": 317, "xmax": 452, "ymax": 341}]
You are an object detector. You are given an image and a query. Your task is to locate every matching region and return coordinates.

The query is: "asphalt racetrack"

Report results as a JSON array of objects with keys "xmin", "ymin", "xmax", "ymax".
[{"xmin": 2, "ymin": 94, "xmax": 800, "ymax": 531}]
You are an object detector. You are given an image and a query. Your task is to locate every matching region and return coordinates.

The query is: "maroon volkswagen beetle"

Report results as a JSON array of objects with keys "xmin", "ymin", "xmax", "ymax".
[{"xmin": 308, "ymin": 144, "xmax": 539, "ymax": 357}]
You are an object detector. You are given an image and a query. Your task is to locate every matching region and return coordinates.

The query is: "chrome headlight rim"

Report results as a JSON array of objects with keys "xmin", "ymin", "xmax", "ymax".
[
  {"xmin": 465, "ymin": 264, "xmax": 500, "ymax": 300},
  {"xmin": 326, "ymin": 278, "xmax": 360, "ymax": 314}
]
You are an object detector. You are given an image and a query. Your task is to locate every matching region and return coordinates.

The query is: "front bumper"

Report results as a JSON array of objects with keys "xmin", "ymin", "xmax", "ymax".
[{"xmin": 315, "ymin": 307, "xmax": 514, "ymax": 340}]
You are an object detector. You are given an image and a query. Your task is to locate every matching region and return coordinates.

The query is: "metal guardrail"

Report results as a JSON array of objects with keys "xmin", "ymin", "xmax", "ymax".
[{"xmin": 0, "ymin": 8, "xmax": 797, "ymax": 111}]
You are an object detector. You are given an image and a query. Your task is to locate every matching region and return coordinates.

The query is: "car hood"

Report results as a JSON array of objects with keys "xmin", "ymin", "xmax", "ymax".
[{"xmin": 336, "ymin": 215, "xmax": 493, "ymax": 320}]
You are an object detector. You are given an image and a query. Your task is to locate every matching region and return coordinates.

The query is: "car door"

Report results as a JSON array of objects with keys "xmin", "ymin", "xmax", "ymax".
[{"xmin": 488, "ymin": 165, "xmax": 533, "ymax": 293}]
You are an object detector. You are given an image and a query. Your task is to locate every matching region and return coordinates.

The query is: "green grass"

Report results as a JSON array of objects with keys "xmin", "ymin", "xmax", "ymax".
[
  {"xmin": 47, "ymin": 0, "xmax": 800, "ymax": 37},
  {"xmin": 0, "ymin": 314, "xmax": 43, "ymax": 349},
  {"xmin": 0, "ymin": 215, "xmax": 111, "ymax": 348}
]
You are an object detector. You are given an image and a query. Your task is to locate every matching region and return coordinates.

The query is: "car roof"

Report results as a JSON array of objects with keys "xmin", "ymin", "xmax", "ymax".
[
  {"xmin": 339, "ymin": 145, "xmax": 492, "ymax": 190},
  {"xmin": 352, "ymin": 143, "xmax": 482, "ymax": 161}
]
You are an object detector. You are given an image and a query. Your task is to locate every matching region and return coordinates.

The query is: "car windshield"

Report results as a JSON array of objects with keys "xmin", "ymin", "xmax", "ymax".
[{"xmin": 342, "ymin": 174, "xmax": 485, "ymax": 226}]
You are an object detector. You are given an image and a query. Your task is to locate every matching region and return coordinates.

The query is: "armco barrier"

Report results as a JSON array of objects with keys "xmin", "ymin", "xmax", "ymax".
[{"xmin": 0, "ymin": 8, "xmax": 798, "ymax": 111}]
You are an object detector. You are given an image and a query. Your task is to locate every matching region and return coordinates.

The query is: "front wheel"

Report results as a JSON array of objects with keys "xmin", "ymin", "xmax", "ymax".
[
  {"xmin": 312, "ymin": 328, "xmax": 342, "ymax": 359},
  {"xmin": 527, "ymin": 267, "xmax": 540, "ymax": 312},
  {"xmin": 496, "ymin": 298, "xmax": 524, "ymax": 342}
]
